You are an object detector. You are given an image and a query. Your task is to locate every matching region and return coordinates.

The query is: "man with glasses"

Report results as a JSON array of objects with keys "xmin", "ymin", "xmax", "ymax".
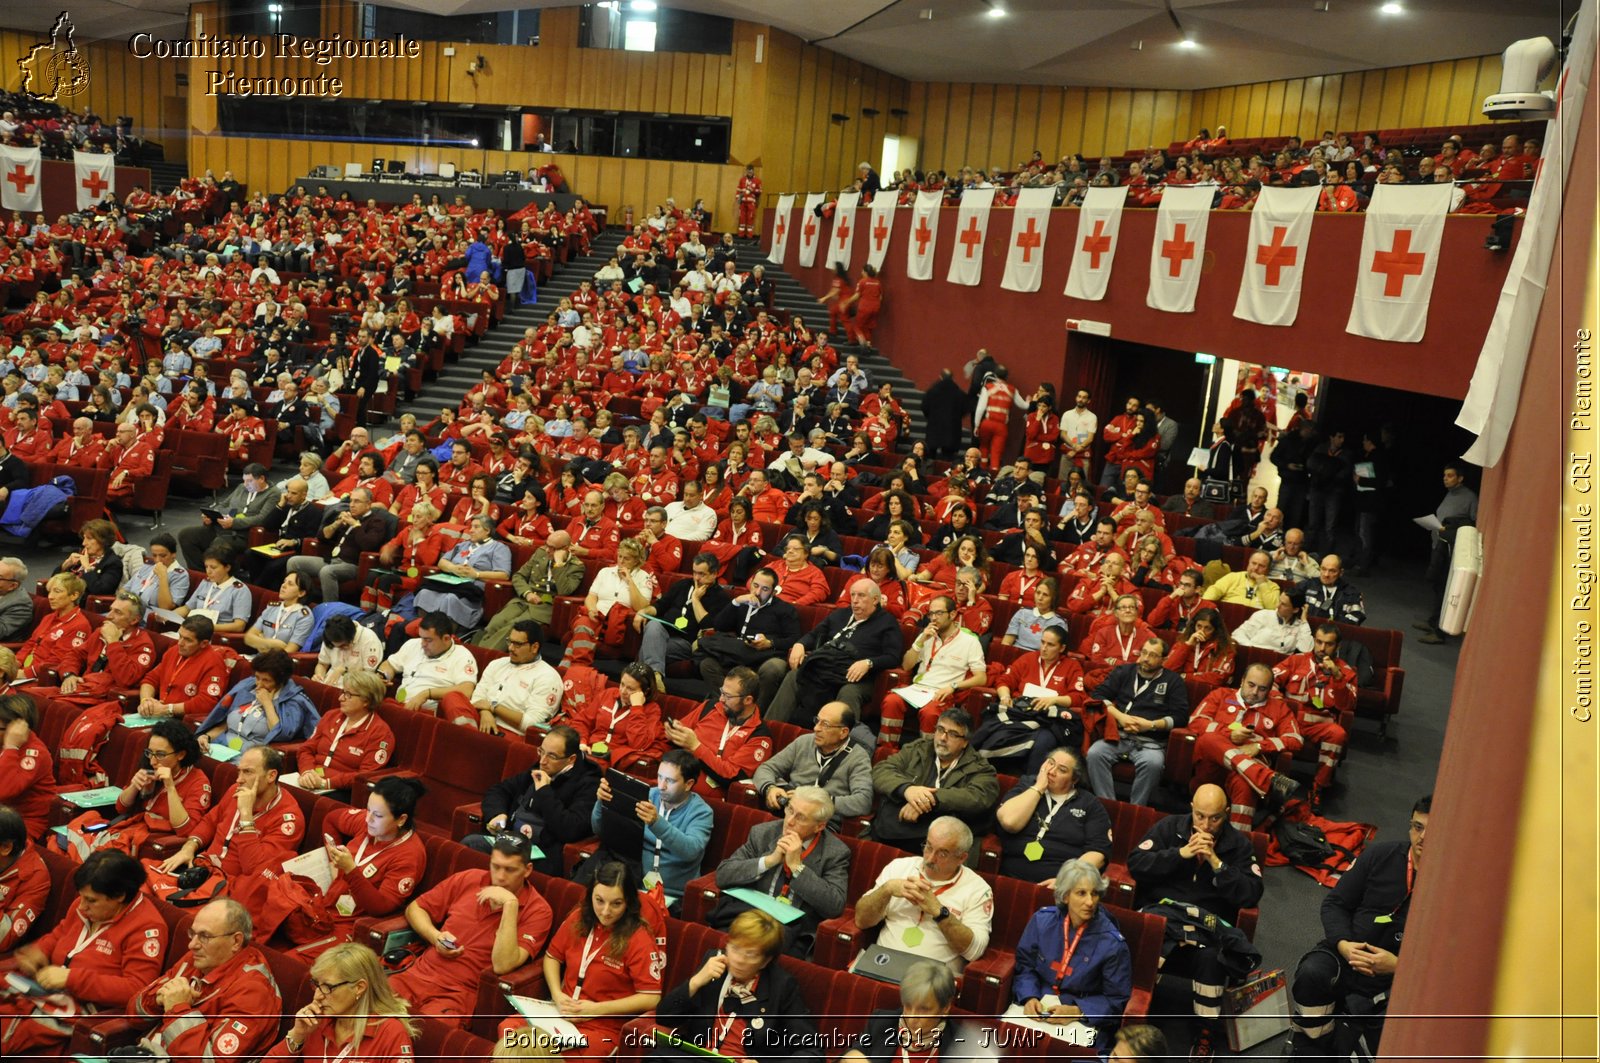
[
  {"xmin": 0, "ymin": 557, "xmax": 31, "ymax": 642},
  {"xmin": 871, "ymin": 708, "xmax": 998, "ymax": 852},
  {"xmin": 1126, "ymin": 784, "xmax": 1265, "ymax": 1062},
  {"xmin": 854, "ymin": 815, "xmax": 993, "ymax": 974},
  {"xmin": 636, "ymin": 552, "xmax": 731, "ymax": 695},
  {"xmin": 877, "ymin": 595, "xmax": 987, "ymax": 746},
  {"xmin": 709, "ymin": 785, "xmax": 850, "ymax": 958},
  {"xmin": 377, "ymin": 611, "xmax": 479, "ymax": 716},
  {"xmin": 695, "ymin": 567, "xmax": 799, "ymax": 706},
  {"xmin": 1188, "ymin": 663, "xmax": 1303, "ymax": 830},
  {"xmin": 663, "ymin": 666, "xmax": 774, "ymax": 796},
  {"xmin": 470, "ymin": 724, "xmax": 599, "ymax": 877},
  {"xmin": 751, "ymin": 701, "xmax": 873, "ymax": 827},
  {"xmin": 393, "ymin": 832, "xmax": 553, "ymax": 1028},
  {"xmin": 126, "ymin": 898, "xmax": 281, "ymax": 1059},
  {"xmin": 148, "ymin": 747, "xmax": 302, "ymax": 897},
  {"xmin": 455, "ymin": 619, "xmax": 562, "ymax": 736},
  {"xmin": 994, "ymin": 746, "xmax": 1111, "ymax": 883},
  {"xmin": 1288, "ymin": 795, "xmax": 1430, "ymax": 1059},
  {"xmin": 765, "ymin": 577, "xmax": 904, "ymax": 728},
  {"xmin": 289, "ymin": 486, "xmax": 391, "ymax": 606}
]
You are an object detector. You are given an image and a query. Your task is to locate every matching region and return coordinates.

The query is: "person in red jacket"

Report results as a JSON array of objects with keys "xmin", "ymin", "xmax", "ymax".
[
  {"xmin": 294, "ymin": 671, "xmax": 397, "ymax": 797},
  {"xmin": 1078, "ymin": 595, "xmax": 1156, "ymax": 690},
  {"xmin": 0, "ymin": 696, "xmax": 56, "ymax": 842},
  {"xmin": 1272, "ymin": 624, "xmax": 1358, "ymax": 811},
  {"xmin": 1149, "ymin": 568, "xmax": 1205, "ymax": 631},
  {"xmin": 126, "ymin": 897, "xmax": 283, "ymax": 1060},
  {"xmin": 1022, "ymin": 391, "xmax": 1060, "ymax": 471},
  {"xmin": 46, "ymin": 416, "xmax": 106, "ymax": 467},
  {"xmin": 735, "ymin": 165, "xmax": 762, "ymax": 237},
  {"xmin": 0, "ymin": 806, "xmax": 50, "ymax": 953},
  {"xmin": 1, "ymin": 850, "xmax": 168, "ymax": 1054},
  {"xmin": 1065, "ymin": 556, "xmax": 1137, "ymax": 619},
  {"xmin": 102, "ymin": 420, "xmax": 159, "ymax": 505},
  {"xmin": 17, "ymin": 572, "xmax": 93, "ymax": 680},
  {"xmin": 566, "ymin": 662, "xmax": 668, "ymax": 770},
  {"xmin": 567, "ymin": 490, "xmax": 622, "ymax": 564},
  {"xmin": 845, "ymin": 263, "xmax": 883, "ymax": 348},
  {"xmin": 663, "ymin": 666, "xmax": 775, "ymax": 795},
  {"xmin": 126, "ymin": 615, "xmax": 233, "ymax": 723},
  {"xmin": 1165, "ymin": 608, "xmax": 1238, "ymax": 687},
  {"xmin": 266, "ymin": 942, "xmax": 417, "ymax": 1060},
  {"xmin": 1188, "ymin": 664, "xmax": 1303, "ymax": 830},
  {"xmin": 737, "ymin": 468, "xmax": 791, "ymax": 525},
  {"xmin": 3, "ymin": 407, "xmax": 52, "ymax": 463}
]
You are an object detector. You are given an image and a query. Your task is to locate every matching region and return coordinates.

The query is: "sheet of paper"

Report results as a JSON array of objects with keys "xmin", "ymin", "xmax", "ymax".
[
  {"xmin": 57, "ymin": 786, "xmax": 124, "ymax": 808},
  {"xmin": 1413, "ymin": 514, "xmax": 1445, "ymax": 532},
  {"xmin": 277, "ymin": 773, "xmax": 334, "ymax": 795},
  {"xmin": 121, "ymin": 714, "xmax": 166, "ymax": 729},
  {"xmin": 282, "ymin": 847, "xmax": 336, "ymax": 894},
  {"xmin": 723, "ymin": 887, "xmax": 805, "ymax": 924},
  {"xmin": 504, "ymin": 995, "xmax": 588, "ymax": 1048},
  {"xmin": 205, "ymin": 743, "xmax": 242, "ymax": 763},
  {"xmin": 890, "ymin": 684, "xmax": 938, "ymax": 709},
  {"xmin": 1020, "ymin": 683, "xmax": 1057, "ymax": 700}
]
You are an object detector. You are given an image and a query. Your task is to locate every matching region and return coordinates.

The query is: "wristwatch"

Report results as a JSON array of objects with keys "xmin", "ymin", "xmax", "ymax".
[{"xmin": 933, "ymin": 905, "xmax": 951, "ymax": 923}]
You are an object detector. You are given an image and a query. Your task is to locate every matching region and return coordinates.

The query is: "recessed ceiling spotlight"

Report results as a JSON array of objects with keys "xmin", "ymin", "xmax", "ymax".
[
  {"xmin": 987, "ymin": 3, "xmax": 1007, "ymax": 17},
  {"xmin": 1178, "ymin": 37, "xmax": 1198, "ymax": 48},
  {"xmin": 1381, "ymin": 2, "xmax": 1403, "ymax": 12}
]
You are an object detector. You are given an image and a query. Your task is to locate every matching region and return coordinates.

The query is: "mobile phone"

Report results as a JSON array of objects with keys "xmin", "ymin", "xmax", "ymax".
[{"xmin": 324, "ymin": 834, "xmax": 337, "ymax": 848}]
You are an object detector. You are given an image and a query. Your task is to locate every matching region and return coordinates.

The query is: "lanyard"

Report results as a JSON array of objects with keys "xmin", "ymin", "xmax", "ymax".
[
  {"xmin": 67, "ymin": 911, "xmax": 116, "ymax": 961},
  {"xmin": 739, "ymin": 600, "xmax": 765, "ymax": 636},
  {"xmin": 325, "ymin": 713, "xmax": 369, "ymax": 768},
  {"xmin": 604, "ymin": 697, "xmax": 631, "ymax": 741},
  {"xmin": 1114, "ymin": 626, "xmax": 1136, "ymax": 660},
  {"xmin": 351, "ymin": 829, "xmax": 411, "ymax": 872},
  {"xmin": 1051, "ymin": 919, "xmax": 1089, "ymax": 987},
  {"xmin": 571, "ymin": 930, "xmax": 605, "ymax": 1000},
  {"xmin": 717, "ymin": 716, "xmax": 747, "ymax": 757},
  {"xmin": 930, "ymin": 757, "xmax": 957, "ymax": 790},
  {"xmin": 1037, "ymin": 660, "xmax": 1062, "ymax": 690},
  {"xmin": 321, "ymin": 1035, "xmax": 355, "ymax": 1063},
  {"xmin": 651, "ymin": 803, "xmax": 674, "ymax": 871},
  {"xmin": 771, "ymin": 832, "xmax": 822, "ymax": 898},
  {"xmin": 200, "ymin": 581, "xmax": 231, "ymax": 611},
  {"xmin": 1130, "ymin": 675, "xmax": 1155, "ymax": 703},
  {"xmin": 1033, "ymin": 793, "xmax": 1069, "ymax": 844},
  {"xmin": 911, "ymin": 878, "xmax": 959, "ymax": 925},
  {"xmin": 714, "ymin": 974, "xmax": 758, "ymax": 1047}
]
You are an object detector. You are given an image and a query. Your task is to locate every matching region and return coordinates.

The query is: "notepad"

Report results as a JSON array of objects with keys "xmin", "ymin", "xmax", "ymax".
[
  {"xmin": 57, "ymin": 786, "xmax": 123, "ymax": 808},
  {"xmin": 890, "ymin": 685, "xmax": 938, "ymax": 709},
  {"xmin": 251, "ymin": 544, "xmax": 293, "ymax": 557},
  {"xmin": 282, "ymin": 848, "xmax": 336, "ymax": 893},
  {"xmin": 121, "ymin": 714, "xmax": 166, "ymax": 729},
  {"xmin": 205, "ymin": 743, "xmax": 242, "ymax": 763},
  {"xmin": 722, "ymin": 887, "xmax": 804, "ymax": 924},
  {"xmin": 277, "ymin": 772, "xmax": 334, "ymax": 795},
  {"xmin": 504, "ymin": 996, "xmax": 588, "ymax": 1049}
]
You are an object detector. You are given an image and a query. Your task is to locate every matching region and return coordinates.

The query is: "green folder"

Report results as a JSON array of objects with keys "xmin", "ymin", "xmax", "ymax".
[
  {"xmin": 723, "ymin": 887, "xmax": 804, "ymax": 924},
  {"xmin": 652, "ymin": 1030, "xmax": 738, "ymax": 1062},
  {"xmin": 206, "ymin": 744, "xmax": 243, "ymax": 763},
  {"xmin": 121, "ymin": 713, "xmax": 165, "ymax": 728},
  {"xmin": 58, "ymin": 786, "xmax": 123, "ymax": 808}
]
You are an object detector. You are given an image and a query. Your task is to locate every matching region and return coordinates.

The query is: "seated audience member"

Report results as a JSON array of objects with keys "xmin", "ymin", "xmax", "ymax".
[
  {"xmin": 149, "ymin": 745, "xmax": 303, "ymax": 892},
  {"xmin": 1162, "ymin": 478, "xmax": 1220, "ymax": 520},
  {"xmin": 997, "ymin": 543, "xmax": 1049, "ymax": 603},
  {"xmin": 995, "ymin": 747, "xmax": 1111, "ymax": 881},
  {"xmin": 0, "ymin": 805, "xmax": 50, "ymax": 952},
  {"xmin": 973, "ymin": 623, "xmax": 1085, "ymax": 771},
  {"xmin": 764, "ymin": 578, "xmax": 905, "ymax": 727},
  {"xmin": 390, "ymin": 833, "xmax": 554, "ymax": 1028},
  {"xmin": 1063, "ymin": 519, "xmax": 1127, "ymax": 577},
  {"xmin": 1274, "ymin": 624, "xmax": 1359, "ymax": 811},
  {"xmin": 246, "ymin": 477, "xmax": 340, "ymax": 587},
  {"xmin": 710, "ymin": 786, "xmax": 849, "ymax": 957},
  {"xmin": 695, "ymin": 567, "xmax": 801, "ymax": 704},
  {"xmin": 177, "ymin": 463, "xmax": 280, "ymax": 569},
  {"xmin": 196, "ymin": 649, "xmax": 320, "ymax": 749},
  {"xmin": 267, "ymin": 942, "xmax": 417, "ymax": 1058},
  {"xmin": 559, "ymin": 536, "xmax": 658, "ymax": 669},
  {"xmin": 871, "ymin": 708, "xmax": 999, "ymax": 851},
  {"xmin": 106, "ymin": 615, "xmax": 230, "ymax": 725},
  {"xmin": 57, "ymin": 519, "xmax": 125, "ymax": 597},
  {"xmin": 0, "ymin": 557, "xmax": 32, "ymax": 642},
  {"xmin": 664, "ymin": 479, "xmax": 719, "ymax": 543},
  {"xmin": 1203, "ymin": 550, "xmax": 1280, "ymax": 610},
  {"xmin": 635, "ymin": 552, "xmax": 733, "ymax": 693},
  {"xmin": 1079, "ymin": 594, "xmax": 1157, "ymax": 689},
  {"xmin": 279, "ymin": 776, "xmax": 428, "ymax": 956},
  {"xmin": 0, "ymin": 696, "xmax": 55, "ymax": 840},
  {"xmin": 1084, "ymin": 638, "xmax": 1189, "ymax": 808},
  {"xmin": 174, "ymin": 548, "xmax": 252, "ymax": 634},
  {"xmin": 125, "ymin": 897, "xmax": 283, "ymax": 1059},
  {"xmin": 461, "ymin": 619, "xmax": 564, "ymax": 736},
  {"xmin": 242, "ymin": 572, "xmax": 316, "ymax": 654},
  {"xmin": 122, "ymin": 534, "xmax": 190, "ymax": 613},
  {"xmin": 655, "ymin": 910, "xmax": 821, "ymax": 1063},
  {"xmin": 854, "ymin": 815, "xmax": 993, "ymax": 973},
  {"xmin": 1238, "ymin": 507, "xmax": 1286, "ymax": 553},
  {"xmin": 287, "ymin": 488, "xmax": 391, "ymax": 606},
  {"xmin": 590, "ymin": 749, "xmax": 713, "ymax": 901},
  {"xmin": 662, "ymin": 666, "xmax": 774, "ymax": 794},
  {"xmin": 1149, "ymin": 568, "xmax": 1205, "ymax": 631},
  {"xmin": 839, "ymin": 960, "xmax": 959, "ymax": 1063},
  {"xmin": 59, "ymin": 720, "xmax": 214, "ymax": 859},
  {"xmin": 1231, "ymin": 594, "xmax": 1315, "ymax": 654},
  {"xmin": 1002, "ymin": 578, "xmax": 1065, "ymax": 653},
  {"xmin": 312, "ymin": 614, "xmax": 386, "ymax": 685},
  {"xmin": 414, "ymin": 515, "xmax": 513, "ymax": 630},
  {"xmin": 1065, "ymin": 554, "xmax": 1136, "ymax": 619},
  {"xmin": 527, "ymin": 860, "xmax": 664, "ymax": 1057},
  {"xmin": 476, "ymin": 530, "xmax": 586, "ymax": 651},
  {"xmin": 295, "ymin": 671, "xmax": 396, "ymax": 798},
  {"xmin": 877, "ymin": 595, "xmax": 987, "ymax": 745},
  {"xmin": 17, "ymin": 572, "xmax": 92, "ymax": 680},
  {"xmin": 1189, "ymin": 663, "xmax": 1303, "ymax": 829},
  {"xmin": 473, "ymin": 725, "xmax": 601, "ymax": 876},
  {"xmin": 0, "ymin": 850, "xmax": 167, "ymax": 1054},
  {"xmin": 992, "ymin": 508, "xmax": 1055, "ymax": 568},
  {"xmin": 1165, "ymin": 607, "xmax": 1238, "ymax": 686},
  {"xmin": 1010, "ymin": 859, "xmax": 1133, "ymax": 1054},
  {"xmin": 1111, "ymin": 1025, "xmax": 1170, "ymax": 1061},
  {"xmin": 1289, "ymin": 795, "xmax": 1431, "ymax": 1058},
  {"xmin": 1291, "ymin": 554, "xmax": 1367, "ymax": 626},
  {"xmin": 1126, "ymin": 784, "xmax": 1265, "ymax": 1060},
  {"xmin": 1269, "ymin": 528, "xmax": 1321, "ymax": 581},
  {"xmin": 567, "ymin": 660, "xmax": 666, "ymax": 767},
  {"xmin": 751, "ymin": 700, "xmax": 873, "ymax": 825},
  {"xmin": 377, "ymin": 611, "xmax": 480, "ymax": 715}
]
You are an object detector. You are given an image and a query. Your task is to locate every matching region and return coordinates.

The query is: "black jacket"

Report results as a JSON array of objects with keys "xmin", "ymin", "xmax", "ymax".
[
  {"xmin": 655, "ymin": 950, "xmax": 822, "ymax": 1063},
  {"xmin": 797, "ymin": 605, "xmax": 903, "ymax": 670},
  {"xmin": 1126, "ymin": 812, "xmax": 1263, "ymax": 923},
  {"xmin": 480, "ymin": 756, "xmax": 602, "ymax": 877},
  {"xmin": 706, "ymin": 597, "xmax": 801, "ymax": 651},
  {"xmin": 654, "ymin": 577, "xmax": 733, "ymax": 631},
  {"xmin": 1319, "ymin": 839, "xmax": 1411, "ymax": 962}
]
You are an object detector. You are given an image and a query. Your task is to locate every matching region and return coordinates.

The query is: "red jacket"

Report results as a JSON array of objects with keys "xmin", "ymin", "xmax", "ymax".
[
  {"xmin": 130, "ymin": 944, "xmax": 282, "ymax": 1060},
  {"xmin": 185, "ymin": 784, "xmax": 305, "ymax": 878},
  {"xmin": 1165, "ymin": 639, "xmax": 1238, "ymax": 687},
  {"xmin": 144, "ymin": 643, "xmax": 232, "ymax": 720},
  {"xmin": 319, "ymin": 805, "xmax": 427, "ymax": 925},
  {"xmin": 32, "ymin": 891, "xmax": 168, "ymax": 1007},
  {"xmin": 771, "ymin": 562, "xmax": 829, "ymax": 607},
  {"xmin": 1272, "ymin": 653, "xmax": 1357, "ymax": 718},
  {"xmin": 0, "ymin": 844, "xmax": 50, "ymax": 952},
  {"xmin": 1189, "ymin": 687, "xmax": 1304, "ymax": 756},
  {"xmin": 18, "ymin": 607, "xmax": 95, "ymax": 679},
  {"xmin": 297, "ymin": 711, "xmax": 397, "ymax": 790}
]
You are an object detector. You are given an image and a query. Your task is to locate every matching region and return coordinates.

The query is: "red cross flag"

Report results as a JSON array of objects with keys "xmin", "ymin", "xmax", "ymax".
[
  {"xmin": 865, "ymin": 192, "xmax": 895, "ymax": 272},
  {"xmin": 1345, "ymin": 182, "xmax": 1453, "ymax": 343},
  {"xmin": 827, "ymin": 191, "xmax": 860, "ymax": 270},
  {"xmin": 1232, "ymin": 186, "xmax": 1320, "ymax": 327},
  {"xmin": 906, "ymin": 189, "xmax": 944, "ymax": 281},
  {"xmin": 1146, "ymin": 185, "xmax": 1213, "ymax": 314},
  {"xmin": 0, "ymin": 145, "xmax": 42, "ymax": 214},
  {"xmin": 999, "ymin": 187, "xmax": 1056, "ymax": 293},
  {"xmin": 1063, "ymin": 186, "xmax": 1127, "ymax": 301},
  {"xmin": 767, "ymin": 193, "xmax": 796, "ymax": 266},
  {"xmin": 73, "ymin": 150, "xmax": 116, "ymax": 211},
  {"xmin": 796, "ymin": 193, "xmax": 826, "ymax": 268},
  {"xmin": 945, "ymin": 187, "xmax": 995, "ymax": 287}
]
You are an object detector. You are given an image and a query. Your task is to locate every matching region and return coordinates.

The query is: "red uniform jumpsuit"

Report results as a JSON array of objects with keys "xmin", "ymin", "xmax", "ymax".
[
  {"xmin": 129, "ymin": 944, "xmax": 283, "ymax": 1059},
  {"xmin": 1188, "ymin": 687, "xmax": 1304, "ymax": 830},
  {"xmin": 1273, "ymin": 652, "xmax": 1356, "ymax": 789}
]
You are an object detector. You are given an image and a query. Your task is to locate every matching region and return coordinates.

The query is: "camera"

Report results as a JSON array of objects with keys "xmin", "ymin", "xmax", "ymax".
[{"xmin": 1483, "ymin": 36, "xmax": 1559, "ymax": 120}]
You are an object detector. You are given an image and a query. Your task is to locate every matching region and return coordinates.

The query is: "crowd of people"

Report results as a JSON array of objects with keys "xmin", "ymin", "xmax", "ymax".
[{"xmin": 0, "ymin": 135, "xmax": 1468, "ymax": 1062}]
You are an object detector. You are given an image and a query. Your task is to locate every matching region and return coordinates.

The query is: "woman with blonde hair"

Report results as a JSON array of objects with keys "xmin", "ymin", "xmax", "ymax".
[
  {"xmin": 558, "ymin": 537, "xmax": 656, "ymax": 668},
  {"xmin": 267, "ymin": 943, "xmax": 416, "ymax": 1059}
]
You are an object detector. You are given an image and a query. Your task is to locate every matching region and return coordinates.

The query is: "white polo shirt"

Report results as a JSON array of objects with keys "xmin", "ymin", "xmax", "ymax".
[{"xmin": 869, "ymin": 856, "xmax": 994, "ymax": 972}]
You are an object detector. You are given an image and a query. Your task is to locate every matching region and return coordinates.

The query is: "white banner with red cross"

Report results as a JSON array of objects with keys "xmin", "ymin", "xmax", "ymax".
[
  {"xmin": 796, "ymin": 193, "xmax": 826, "ymax": 268},
  {"xmin": 865, "ymin": 193, "xmax": 896, "ymax": 271},
  {"xmin": 768, "ymin": 194, "xmax": 796, "ymax": 266},
  {"xmin": 1232, "ymin": 186, "xmax": 1320, "ymax": 327},
  {"xmin": 1000, "ymin": 186, "xmax": 1056, "ymax": 293},
  {"xmin": 826, "ymin": 191, "xmax": 860, "ymax": 270},
  {"xmin": 945, "ymin": 186, "xmax": 996, "ymax": 287},
  {"xmin": 1146, "ymin": 184, "xmax": 1213, "ymax": 313},
  {"xmin": 1345, "ymin": 182, "xmax": 1453, "ymax": 344},
  {"xmin": 906, "ymin": 190, "xmax": 944, "ymax": 281},
  {"xmin": 73, "ymin": 151, "xmax": 116, "ymax": 210},
  {"xmin": 0, "ymin": 145, "xmax": 42, "ymax": 214},
  {"xmin": 1063, "ymin": 186, "xmax": 1128, "ymax": 302}
]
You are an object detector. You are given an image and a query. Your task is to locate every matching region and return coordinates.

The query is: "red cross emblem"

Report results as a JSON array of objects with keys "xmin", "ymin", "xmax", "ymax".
[
  {"xmin": 1014, "ymin": 216, "xmax": 1042, "ymax": 262},
  {"xmin": 913, "ymin": 217, "xmax": 934, "ymax": 255},
  {"xmin": 80, "ymin": 169, "xmax": 109, "ymax": 200},
  {"xmin": 5, "ymin": 164, "xmax": 34, "ymax": 196},
  {"xmin": 773, "ymin": 216, "xmax": 785, "ymax": 243},
  {"xmin": 1081, "ymin": 219, "xmax": 1112, "ymax": 269},
  {"xmin": 802, "ymin": 217, "xmax": 817, "ymax": 244},
  {"xmin": 958, "ymin": 216, "xmax": 984, "ymax": 258},
  {"xmin": 1255, "ymin": 225, "xmax": 1297, "ymax": 287},
  {"xmin": 1161, "ymin": 222, "xmax": 1195, "ymax": 277},
  {"xmin": 872, "ymin": 215, "xmax": 889, "ymax": 251},
  {"xmin": 834, "ymin": 214, "xmax": 851, "ymax": 250},
  {"xmin": 1370, "ymin": 229, "xmax": 1425, "ymax": 297}
]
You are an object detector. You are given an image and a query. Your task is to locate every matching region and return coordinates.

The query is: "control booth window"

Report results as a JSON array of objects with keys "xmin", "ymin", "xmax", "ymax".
[{"xmin": 579, "ymin": 3, "xmax": 733, "ymax": 55}]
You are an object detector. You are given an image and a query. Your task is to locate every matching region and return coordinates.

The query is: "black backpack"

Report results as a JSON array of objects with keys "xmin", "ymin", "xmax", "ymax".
[{"xmin": 1274, "ymin": 817, "xmax": 1337, "ymax": 866}]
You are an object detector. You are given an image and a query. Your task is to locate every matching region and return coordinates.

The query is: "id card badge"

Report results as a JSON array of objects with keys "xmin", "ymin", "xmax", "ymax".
[
  {"xmin": 642, "ymin": 872, "xmax": 662, "ymax": 891},
  {"xmin": 335, "ymin": 894, "xmax": 357, "ymax": 918}
]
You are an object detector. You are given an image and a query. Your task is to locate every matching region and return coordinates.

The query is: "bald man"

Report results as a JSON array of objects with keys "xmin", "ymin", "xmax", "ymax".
[
  {"xmin": 764, "ymin": 577, "xmax": 905, "ymax": 727},
  {"xmin": 475, "ymin": 530, "xmax": 586, "ymax": 651}
]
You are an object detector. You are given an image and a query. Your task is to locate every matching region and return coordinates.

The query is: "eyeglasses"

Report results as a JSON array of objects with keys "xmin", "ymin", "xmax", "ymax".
[
  {"xmin": 922, "ymin": 843, "xmax": 960, "ymax": 860},
  {"xmin": 932, "ymin": 726, "xmax": 967, "ymax": 740},
  {"xmin": 719, "ymin": 690, "xmax": 746, "ymax": 702},
  {"xmin": 146, "ymin": 748, "xmax": 178, "ymax": 760},
  {"xmin": 188, "ymin": 928, "xmax": 237, "ymax": 943},
  {"xmin": 506, "ymin": 638, "xmax": 532, "ymax": 648},
  {"xmin": 310, "ymin": 979, "xmax": 354, "ymax": 995},
  {"xmin": 813, "ymin": 718, "xmax": 846, "ymax": 731},
  {"xmin": 538, "ymin": 748, "xmax": 570, "ymax": 761}
]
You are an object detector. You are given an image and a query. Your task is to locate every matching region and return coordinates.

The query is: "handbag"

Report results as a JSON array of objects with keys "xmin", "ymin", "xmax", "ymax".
[{"xmin": 1201, "ymin": 478, "xmax": 1238, "ymax": 504}]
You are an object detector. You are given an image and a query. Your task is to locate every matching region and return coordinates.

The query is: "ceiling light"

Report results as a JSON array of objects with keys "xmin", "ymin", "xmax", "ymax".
[
  {"xmin": 631, "ymin": 0, "xmax": 658, "ymax": 10},
  {"xmin": 1381, "ymin": 2, "xmax": 1402, "ymax": 12},
  {"xmin": 1178, "ymin": 37, "xmax": 1198, "ymax": 48},
  {"xmin": 987, "ymin": 5, "xmax": 1007, "ymax": 18}
]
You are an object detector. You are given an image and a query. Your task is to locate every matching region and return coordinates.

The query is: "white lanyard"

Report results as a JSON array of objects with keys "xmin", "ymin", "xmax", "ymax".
[
  {"xmin": 324, "ymin": 713, "xmax": 368, "ymax": 768},
  {"xmin": 67, "ymin": 913, "xmax": 115, "ymax": 961},
  {"xmin": 200, "ymin": 581, "xmax": 230, "ymax": 611},
  {"xmin": 1033, "ymin": 792, "xmax": 1069, "ymax": 843},
  {"xmin": 931, "ymin": 757, "xmax": 956, "ymax": 790},
  {"xmin": 1131, "ymin": 675, "xmax": 1154, "ymax": 702},
  {"xmin": 718, "ymin": 717, "xmax": 745, "ymax": 757},
  {"xmin": 714, "ymin": 976, "xmax": 754, "ymax": 1047},
  {"xmin": 1114, "ymin": 626, "xmax": 1137, "ymax": 660},
  {"xmin": 571, "ymin": 930, "xmax": 604, "ymax": 1000},
  {"xmin": 351, "ymin": 829, "xmax": 410, "ymax": 871},
  {"xmin": 321, "ymin": 1036, "xmax": 356, "ymax": 1063},
  {"xmin": 1037, "ymin": 660, "xmax": 1062, "ymax": 690},
  {"xmin": 652, "ymin": 803, "xmax": 673, "ymax": 870},
  {"xmin": 604, "ymin": 697, "xmax": 631, "ymax": 741},
  {"xmin": 739, "ymin": 600, "xmax": 764, "ymax": 636}
]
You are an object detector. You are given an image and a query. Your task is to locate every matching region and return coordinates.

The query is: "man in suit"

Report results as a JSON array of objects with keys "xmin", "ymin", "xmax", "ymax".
[
  {"xmin": 694, "ymin": 567, "xmax": 801, "ymax": 705},
  {"xmin": 177, "ymin": 463, "xmax": 280, "ymax": 568},
  {"xmin": 240, "ymin": 477, "xmax": 327, "ymax": 586},
  {"xmin": 763, "ymin": 578, "xmax": 904, "ymax": 727},
  {"xmin": 710, "ymin": 785, "xmax": 850, "ymax": 957}
]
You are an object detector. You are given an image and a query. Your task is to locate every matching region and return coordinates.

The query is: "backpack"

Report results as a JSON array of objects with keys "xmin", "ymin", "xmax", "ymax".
[
  {"xmin": 1267, "ymin": 801, "xmax": 1377, "ymax": 886},
  {"xmin": 1272, "ymin": 818, "xmax": 1336, "ymax": 865}
]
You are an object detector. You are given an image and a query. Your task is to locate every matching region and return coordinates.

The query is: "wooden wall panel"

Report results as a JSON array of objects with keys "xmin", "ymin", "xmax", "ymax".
[{"xmin": 1102, "ymin": 88, "xmax": 1131, "ymax": 160}]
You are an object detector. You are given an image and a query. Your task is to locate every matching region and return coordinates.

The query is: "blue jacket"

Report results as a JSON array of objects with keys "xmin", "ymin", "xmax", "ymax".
[
  {"xmin": 1013, "ymin": 904, "xmax": 1132, "ymax": 1049},
  {"xmin": 197, "ymin": 676, "xmax": 320, "ymax": 745},
  {"xmin": 591, "ymin": 787, "xmax": 713, "ymax": 900}
]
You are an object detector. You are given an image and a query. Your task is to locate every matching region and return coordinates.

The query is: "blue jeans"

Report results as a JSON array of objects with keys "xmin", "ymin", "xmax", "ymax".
[{"xmin": 1086, "ymin": 737, "xmax": 1166, "ymax": 807}]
